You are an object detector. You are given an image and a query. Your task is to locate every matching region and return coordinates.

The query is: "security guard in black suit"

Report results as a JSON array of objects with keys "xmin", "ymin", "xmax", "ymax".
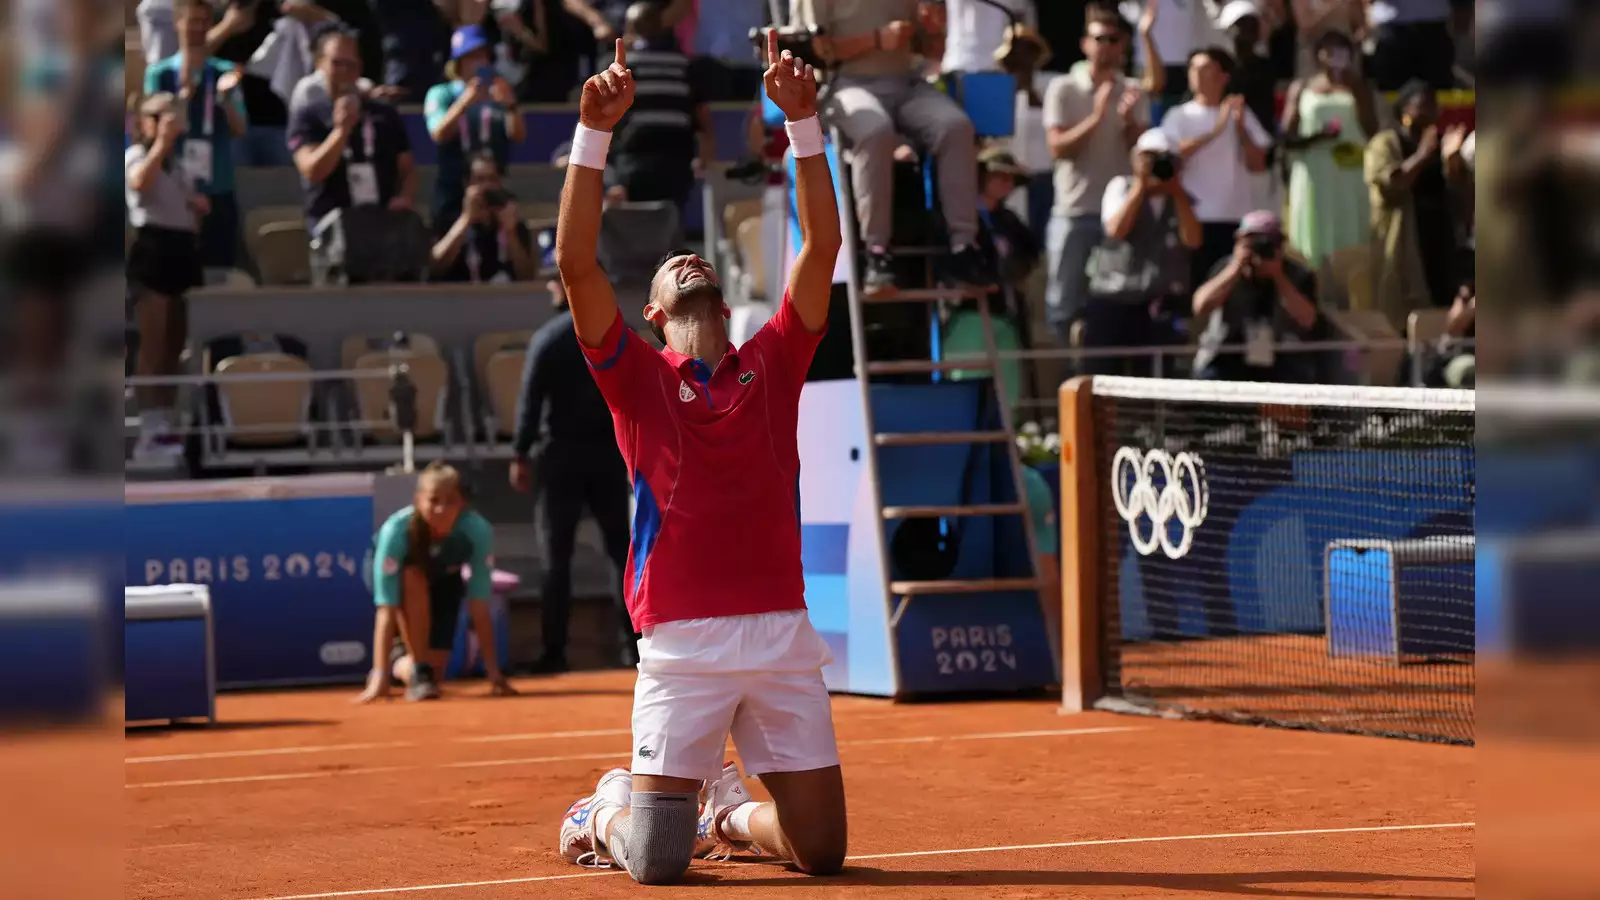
[{"xmin": 510, "ymin": 294, "xmax": 637, "ymax": 671}]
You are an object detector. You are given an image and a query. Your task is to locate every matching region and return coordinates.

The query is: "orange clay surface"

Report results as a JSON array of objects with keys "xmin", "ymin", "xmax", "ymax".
[{"xmin": 126, "ymin": 670, "xmax": 1474, "ymax": 899}]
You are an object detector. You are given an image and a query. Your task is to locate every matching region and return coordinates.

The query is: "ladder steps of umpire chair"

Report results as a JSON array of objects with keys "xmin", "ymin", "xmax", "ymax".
[
  {"xmin": 828, "ymin": 121, "xmax": 1057, "ymax": 682},
  {"xmin": 881, "ymin": 503, "xmax": 1027, "ymax": 520},
  {"xmin": 865, "ymin": 358, "xmax": 993, "ymax": 376},
  {"xmin": 889, "ymin": 577, "xmax": 1047, "ymax": 597},
  {"xmin": 874, "ymin": 430, "xmax": 1012, "ymax": 447}
]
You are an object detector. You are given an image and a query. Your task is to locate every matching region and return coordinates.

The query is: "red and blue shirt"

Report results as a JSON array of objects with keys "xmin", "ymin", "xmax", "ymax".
[{"xmin": 580, "ymin": 292, "xmax": 823, "ymax": 630}]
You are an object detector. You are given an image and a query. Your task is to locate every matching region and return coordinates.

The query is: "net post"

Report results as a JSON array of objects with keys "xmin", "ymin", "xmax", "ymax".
[{"xmin": 1058, "ymin": 376, "xmax": 1103, "ymax": 714}]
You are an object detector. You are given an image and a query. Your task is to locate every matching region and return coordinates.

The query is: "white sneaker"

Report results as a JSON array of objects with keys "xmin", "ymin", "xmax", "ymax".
[
  {"xmin": 558, "ymin": 768, "xmax": 632, "ymax": 868},
  {"xmin": 696, "ymin": 760, "xmax": 756, "ymax": 860}
]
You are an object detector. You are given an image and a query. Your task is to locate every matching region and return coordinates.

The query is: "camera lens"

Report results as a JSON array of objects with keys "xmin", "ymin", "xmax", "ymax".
[{"xmin": 1150, "ymin": 154, "xmax": 1176, "ymax": 181}]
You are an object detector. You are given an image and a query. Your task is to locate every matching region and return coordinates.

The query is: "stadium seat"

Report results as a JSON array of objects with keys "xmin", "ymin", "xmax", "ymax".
[
  {"xmin": 735, "ymin": 216, "xmax": 766, "ymax": 302},
  {"xmin": 341, "ymin": 333, "xmax": 441, "ymax": 371},
  {"xmin": 484, "ymin": 349, "xmax": 524, "ymax": 438},
  {"xmin": 351, "ymin": 349, "xmax": 449, "ymax": 442},
  {"xmin": 255, "ymin": 221, "xmax": 311, "ymax": 285},
  {"xmin": 1343, "ymin": 260, "xmax": 1375, "ymax": 316},
  {"xmin": 722, "ymin": 197, "xmax": 763, "ymax": 249},
  {"xmin": 1407, "ymin": 308, "xmax": 1450, "ymax": 348},
  {"xmin": 1406, "ymin": 308, "xmax": 1452, "ymax": 386},
  {"xmin": 1328, "ymin": 309, "xmax": 1404, "ymax": 385},
  {"xmin": 473, "ymin": 330, "xmax": 533, "ymax": 386},
  {"xmin": 213, "ymin": 353, "xmax": 314, "ymax": 446},
  {"xmin": 243, "ymin": 204, "xmax": 303, "ymax": 253},
  {"xmin": 1326, "ymin": 245, "xmax": 1372, "ymax": 300},
  {"xmin": 218, "ymin": 268, "xmax": 256, "ymax": 288}
]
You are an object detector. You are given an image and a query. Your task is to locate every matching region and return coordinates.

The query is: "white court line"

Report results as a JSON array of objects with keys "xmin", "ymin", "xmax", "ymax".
[
  {"xmin": 453, "ymin": 729, "xmax": 632, "ymax": 744},
  {"xmin": 128, "ymin": 742, "xmax": 416, "ymax": 765},
  {"xmin": 126, "ymin": 727, "xmax": 1142, "ymax": 789},
  {"xmin": 133, "ymin": 766, "xmax": 414, "ymax": 790},
  {"xmin": 241, "ymin": 821, "xmax": 1476, "ymax": 900},
  {"xmin": 123, "ymin": 706, "xmax": 948, "ymax": 763}
]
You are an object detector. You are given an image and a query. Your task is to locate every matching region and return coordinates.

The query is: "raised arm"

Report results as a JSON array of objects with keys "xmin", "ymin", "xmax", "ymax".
[
  {"xmin": 764, "ymin": 29, "xmax": 839, "ymax": 331},
  {"xmin": 554, "ymin": 39, "xmax": 635, "ymax": 349}
]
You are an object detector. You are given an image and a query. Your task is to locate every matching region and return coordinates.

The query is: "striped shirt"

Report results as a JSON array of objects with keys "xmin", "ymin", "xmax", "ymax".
[{"xmin": 615, "ymin": 40, "xmax": 699, "ymax": 163}]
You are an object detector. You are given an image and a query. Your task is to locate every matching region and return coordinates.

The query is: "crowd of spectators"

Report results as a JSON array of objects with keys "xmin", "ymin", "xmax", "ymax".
[{"xmin": 121, "ymin": 0, "xmax": 1487, "ymax": 462}]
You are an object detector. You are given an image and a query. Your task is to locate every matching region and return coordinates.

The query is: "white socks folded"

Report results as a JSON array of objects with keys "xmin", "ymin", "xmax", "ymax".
[{"xmin": 721, "ymin": 801, "xmax": 760, "ymax": 842}]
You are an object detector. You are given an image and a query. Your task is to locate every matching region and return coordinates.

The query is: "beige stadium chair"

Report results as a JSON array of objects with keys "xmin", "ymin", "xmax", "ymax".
[
  {"xmin": 735, "ymin": 216, "xmax": 765, "ymax": 301},
  {"xmin": 722, "ymin": 197, "xmax": 763, "ymax": 247},
  {"xmin": 220, "ymin": 268, "xmax": 256, "ymax": 288},
  {"xmin": 243, "ymin": 204, "xmax": 303, "ymax": 263},
  {"xmin": 352, "ymin": 350, "xmax": 450, "ymax": 442},
  {"xmin": 484, "ymin": 349, "xmax": 525, "ymax": 438},
  {"xmin": 473, "ymin": 330, "xmax": 533, "ymax": 386},
  {"xmin": 1407, "ymin": 308, "xmax": 1450, "ymax": 349},
  {"xmin": 213, "ymin": 353, "xmax": 313, "ymax": 446},
  {"xmin": 1406, "ymin": 308, "xmax": 1451, "ymax": 386},
  {"xmin": 341, "ymin": 333, "xmax": 441, "ymax": 371},
  {"xmin": 1329, "ymin": 308, "xmax": 1404, "ymax": 385},
  {"xmin": 1327, "ymin": 245, "xmax": 1372, "ymax": 294},
  {"xmin": 255, "ymin": 221, "xmax": 311, "ymax": 285}
]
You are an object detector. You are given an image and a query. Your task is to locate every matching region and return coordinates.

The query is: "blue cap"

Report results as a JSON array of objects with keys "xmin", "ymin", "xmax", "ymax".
[{"xmin": 450, "ymin": 25, "xmax": 491, "ymax": 61}]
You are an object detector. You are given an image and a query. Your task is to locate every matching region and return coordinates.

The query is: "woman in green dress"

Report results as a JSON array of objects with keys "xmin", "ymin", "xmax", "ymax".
[{"xmin": 1282, "ymin": 31, "xmax": 1379, "ymax": 269}]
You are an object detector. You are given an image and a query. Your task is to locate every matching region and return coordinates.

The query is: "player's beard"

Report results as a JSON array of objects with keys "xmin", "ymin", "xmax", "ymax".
[{"xmin": 667, "ymin": 281, "xmax": 725, "ymax": 321}]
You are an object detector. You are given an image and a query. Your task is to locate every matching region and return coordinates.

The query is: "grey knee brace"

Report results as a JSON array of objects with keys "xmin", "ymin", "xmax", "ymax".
[{"xmin": 608, "ymin": 792, "xmax": 698, "ymax": 885}]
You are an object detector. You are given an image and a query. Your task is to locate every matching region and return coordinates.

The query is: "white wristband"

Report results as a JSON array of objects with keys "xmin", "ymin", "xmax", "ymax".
[
  {"xmin": 570, "ymin": 124, "xmax": 612, "ymax": 170},
  {"xmin": 786, "ymin": 115, "xmax": 825, "ymax": 159}
]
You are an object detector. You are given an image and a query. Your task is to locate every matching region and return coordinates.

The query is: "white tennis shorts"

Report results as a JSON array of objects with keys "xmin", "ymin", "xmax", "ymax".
[{"xmin": 630, "ymin": 609, "xmax": 840, "ymax": 780}]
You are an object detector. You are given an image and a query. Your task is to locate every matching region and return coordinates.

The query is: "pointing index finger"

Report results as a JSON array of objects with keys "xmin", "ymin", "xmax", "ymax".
[
  {"xmin": 615, "ymin": 37, "xmax": 626, "ymax": 69},
  {"xmin": 767, "ymin": 27, "xmax": 778, "ymax": 67}
]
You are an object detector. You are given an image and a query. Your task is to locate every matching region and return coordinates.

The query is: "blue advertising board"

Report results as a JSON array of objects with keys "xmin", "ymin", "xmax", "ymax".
[
  {"xmin": 1114, "ymin": 448, "xmax": 1474, "ymax": 641},
  {"xmin": 125, "ymin": 476, "xmax": 377, "ymax": 688}
]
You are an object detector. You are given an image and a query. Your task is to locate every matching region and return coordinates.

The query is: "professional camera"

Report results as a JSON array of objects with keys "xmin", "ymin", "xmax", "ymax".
[
  {"xmin": 749, "ymin": 25, "xmax": 823, "ymax": 65},
  {"xmin": 1249, "ymin": 234, "xmax": 1281, "ymax": 260},
  {"xmin": 484, "ymin": 188, "xmax": 512, "ymax": 210},
  {"xmin": 1149, "ymin": 151, "xmax": 1179, "ymax": 182}
]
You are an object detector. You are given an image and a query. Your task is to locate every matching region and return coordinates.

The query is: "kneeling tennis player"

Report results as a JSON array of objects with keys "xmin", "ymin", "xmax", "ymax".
[{"xmin": 555, "ymin": 34, "xmax": 847, "ymax": 883}]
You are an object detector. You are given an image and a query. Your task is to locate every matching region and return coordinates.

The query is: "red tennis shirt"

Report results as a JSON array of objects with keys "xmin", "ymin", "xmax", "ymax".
[{"xmin": 580, "ymin": 292, "xmax": 824, "ymax": 630}]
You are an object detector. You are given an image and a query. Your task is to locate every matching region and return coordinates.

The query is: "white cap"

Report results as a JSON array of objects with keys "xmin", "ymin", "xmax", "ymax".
[
  {"xmin": 1134, "ymin": 128, "xmax": 1174, "ymax": 155},
  {"xmin": 1217, "ymin": 0, "xmax": 1261, "ymax": 30}
]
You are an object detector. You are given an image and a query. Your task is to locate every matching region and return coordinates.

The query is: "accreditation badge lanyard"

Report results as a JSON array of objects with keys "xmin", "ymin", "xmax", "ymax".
[
  {"xmin": 344, "ymin": 116, "xmax": 380, "ymax": 206},
  {"xmin": 461, "ymin": 103, "xmax": 495, "ymax": 155},
  {"xmin": 181, "ymin": 66, "xmax": 217, "ymax": 185}
]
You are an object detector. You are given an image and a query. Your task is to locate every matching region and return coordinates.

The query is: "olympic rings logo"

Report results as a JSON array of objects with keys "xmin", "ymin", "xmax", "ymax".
[{"xmin": 1111, "ymin": 448, "xmax": 1209, "ymax": 559}]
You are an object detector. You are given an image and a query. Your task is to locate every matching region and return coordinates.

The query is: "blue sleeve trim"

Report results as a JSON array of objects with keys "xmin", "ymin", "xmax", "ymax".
[{"xmin": 589, "ymin": 325, "xmax": 629, "ymax": 372}]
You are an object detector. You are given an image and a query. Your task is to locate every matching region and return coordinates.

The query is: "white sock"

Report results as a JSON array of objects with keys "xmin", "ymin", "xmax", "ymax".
[
  {"xmin": 597, "ymin": 775, "xmax": 632, "ymax": 809},
  {"xmin": 594, "ymin": 803, "xmax": 621, "ymax": 849},
  {"xmin": 721, "ymin": 801, "xmax": 760, "ymax": 842}
]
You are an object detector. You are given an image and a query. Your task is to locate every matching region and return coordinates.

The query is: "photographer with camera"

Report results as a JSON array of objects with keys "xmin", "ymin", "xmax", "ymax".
[
  {"xmin": 798, "ymin": 0, "xmax": 990, "ymax": 295},
  {"xmin": 424, "ymin": 24, "xmax": 526, "ymax": 230},
  {"xmin": 1191, "ymin": 210, "xmax": 1332, "ymax": 383},
  {"xmin": 431, "ymin": 153, "xmax": 538, "ymax": 283},
  {"xmin": 1078, "ymin": 128, "xmax": 1199, "ymax": 376}
]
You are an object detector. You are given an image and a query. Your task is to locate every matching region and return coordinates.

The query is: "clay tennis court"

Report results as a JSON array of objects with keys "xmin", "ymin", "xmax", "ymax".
[{"xmin": 125, "ymin": 670, "xmax": 1473, "ymax": 899}]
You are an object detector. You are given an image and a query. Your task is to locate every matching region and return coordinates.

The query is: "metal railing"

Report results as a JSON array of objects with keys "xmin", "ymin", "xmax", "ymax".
[{"xmin": 124, "ymin": 333, "xmax": 1471, "ymax": 471}]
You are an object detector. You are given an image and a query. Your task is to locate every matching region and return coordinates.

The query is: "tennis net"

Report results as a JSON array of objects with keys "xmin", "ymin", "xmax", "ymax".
[{"xmin": 1073, "ymin": 377, "xmax": 1475, "ymax": 744}]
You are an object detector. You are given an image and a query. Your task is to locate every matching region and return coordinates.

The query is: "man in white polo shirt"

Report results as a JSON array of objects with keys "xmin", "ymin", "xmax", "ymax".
[{"xmin": 1158, "ymin": 44, "xmax": 1271, "ymax": 292}]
